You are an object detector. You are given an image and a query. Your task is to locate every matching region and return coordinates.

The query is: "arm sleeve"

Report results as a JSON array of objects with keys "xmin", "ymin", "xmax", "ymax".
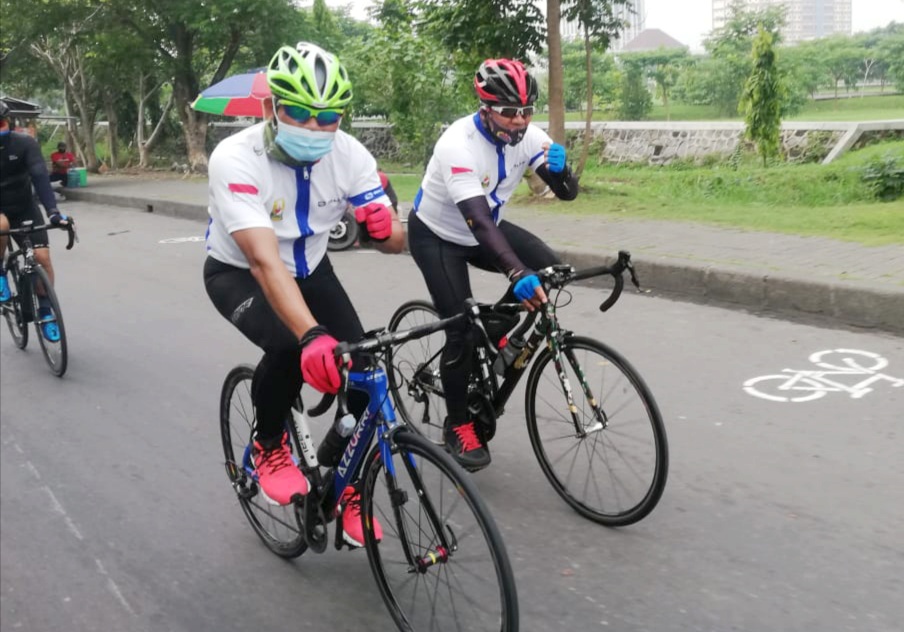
[
  {"xmin": 534, "ymin": 163, "xmax": 579, "ymax": 201},
  {"xmin": 456, "ymin": 196, "xmax": 529, "ymax": 280},
  {"xmin": 25, "ymin": 139, "xmax": 58, "ymax": 214},
  {"xmin": 347, "ymin": 147, "xmax": 391, "ymax": 209}
]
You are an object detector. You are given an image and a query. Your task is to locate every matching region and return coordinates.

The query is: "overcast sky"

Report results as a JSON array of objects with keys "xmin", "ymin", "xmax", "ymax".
[{"xmin": 320, "ymin": 0, "xmax": 904, "ymax": 51}]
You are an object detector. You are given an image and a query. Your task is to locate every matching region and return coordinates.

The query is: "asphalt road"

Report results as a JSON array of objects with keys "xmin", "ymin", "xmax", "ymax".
[{"xmin": 2, "ymin": 202, "xmax": 903, "ymax": 632}]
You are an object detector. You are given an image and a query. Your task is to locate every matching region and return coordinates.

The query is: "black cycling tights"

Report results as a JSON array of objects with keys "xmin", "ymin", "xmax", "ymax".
[
  {"xmin": 407, "ymin": 211, "xmax": 560, "ymax": 427},
  {"xmin": 204, "ymin": 256, "xmax": 368, "ymax": 442}
]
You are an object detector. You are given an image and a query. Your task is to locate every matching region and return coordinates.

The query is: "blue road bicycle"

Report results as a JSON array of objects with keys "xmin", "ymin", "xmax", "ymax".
[{"xmin": 219, "ymin": 305, "xmax": 518, "ymax": 632}]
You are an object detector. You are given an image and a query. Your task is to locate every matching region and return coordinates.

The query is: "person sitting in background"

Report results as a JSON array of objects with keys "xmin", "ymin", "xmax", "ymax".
[{"xmin": 49, "ymin": 142, "xmax": 76, "ymax": 188}]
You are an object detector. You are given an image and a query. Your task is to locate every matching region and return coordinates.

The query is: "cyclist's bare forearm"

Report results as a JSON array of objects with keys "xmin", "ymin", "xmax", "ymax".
[
  {"xmin": 535, "ymin": 163, "xmax": 578, "ymax": 201},
  {"xmin": 232, "ymin": 227, "xmax": 318, "ymax": 339}
]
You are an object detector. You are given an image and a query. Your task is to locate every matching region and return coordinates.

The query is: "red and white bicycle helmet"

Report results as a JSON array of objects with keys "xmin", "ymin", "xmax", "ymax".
[{"xmin": 474, "ymin": 59, "xmax": 538, "ymax": 106}]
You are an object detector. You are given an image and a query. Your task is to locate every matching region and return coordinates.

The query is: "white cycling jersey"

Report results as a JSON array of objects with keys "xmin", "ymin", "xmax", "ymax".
[
  {"xmin": 206, "ymin": 122, "xmax": 389, "ymax": 277},
  {"xmin": 413, "ymin": 113, "xmax": 552, "ymax": 247}
]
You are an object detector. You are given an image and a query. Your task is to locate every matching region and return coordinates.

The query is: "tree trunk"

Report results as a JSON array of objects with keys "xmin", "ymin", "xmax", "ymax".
[
  {"xmin": 103, "ymin": 97, "xmax": 120, "ymax": 170},
  {"xmin": 137, "ymin": 77, "xmax": 173, "ymax": 170},
  {"xmin": 576, "ymin": 30, "xmax": 594, "ymax": 180},
  {"xmin": 546, "ymin": 0, "xmax": 565, "ymax": 145}
]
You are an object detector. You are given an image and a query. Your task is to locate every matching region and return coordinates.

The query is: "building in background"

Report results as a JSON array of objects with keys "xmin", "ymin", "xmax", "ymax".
[
  {"xmin": 560, "ymin": 0, "xmax": 646, "ymax": 51},
  {"xmin": 712, "ymin": 0, "xmax": 852, "ymax": 44}
]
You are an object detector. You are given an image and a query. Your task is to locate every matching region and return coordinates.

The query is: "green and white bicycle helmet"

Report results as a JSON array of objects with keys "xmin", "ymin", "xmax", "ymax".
[{"xmin": 267, "ymin": 42, "xmax": 352, "ymax": 110}]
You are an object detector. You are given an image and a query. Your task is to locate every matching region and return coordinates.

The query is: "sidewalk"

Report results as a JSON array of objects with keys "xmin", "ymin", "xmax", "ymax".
[{"xmin": 64, "ymin": 173, "xmax": 904, "ymax": 335}]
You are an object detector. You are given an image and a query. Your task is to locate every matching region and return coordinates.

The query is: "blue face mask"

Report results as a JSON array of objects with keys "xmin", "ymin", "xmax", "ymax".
[{"xmin": 275, "ymin": 124, "xmax": 336, "ymax": 162}]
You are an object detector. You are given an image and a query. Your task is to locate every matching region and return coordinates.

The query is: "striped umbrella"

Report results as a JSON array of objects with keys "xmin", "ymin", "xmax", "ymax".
[{"xmin": 190, "ymin": 71, "xmax": 270, "ymax": 117}]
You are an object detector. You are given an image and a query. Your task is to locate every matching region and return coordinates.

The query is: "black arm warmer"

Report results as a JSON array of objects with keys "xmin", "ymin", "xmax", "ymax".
[
  {"xmin": 535, "ymin": 163, "xmax": 579, "ymax": 201},
  {"xmin": 25, "ymin": 138, "xmax": 59, "ymax": 214},
  {"xmin": 456, "ymin": 196, "xmax": 528, "ymax": 280}
]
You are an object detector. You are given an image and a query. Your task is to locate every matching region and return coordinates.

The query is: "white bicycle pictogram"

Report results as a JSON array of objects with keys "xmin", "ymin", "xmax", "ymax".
[{"xmin": 743, "ymin": 349, "xmax": 904, "ymax": 403}]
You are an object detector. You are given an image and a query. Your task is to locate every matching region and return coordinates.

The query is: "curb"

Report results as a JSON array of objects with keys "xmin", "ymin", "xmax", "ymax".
[{"xmin": 65, "ymin": 188, "xmax": 904, "ymax": 336}]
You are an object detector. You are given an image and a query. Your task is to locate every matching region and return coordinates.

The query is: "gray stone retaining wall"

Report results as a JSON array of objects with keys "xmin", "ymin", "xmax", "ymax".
[{"xmin": 349, "ymin": 120, "xmax": 904, "ymax": 166}]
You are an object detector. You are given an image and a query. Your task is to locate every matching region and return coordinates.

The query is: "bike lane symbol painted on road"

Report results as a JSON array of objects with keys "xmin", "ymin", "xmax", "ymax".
[
  {"xmin": 158, "ymin": 236, "xmax": 206, "ymax": 244},
  {"xmin": 743, "ymin": 349, "xmax": 904, "ymax": 403}
]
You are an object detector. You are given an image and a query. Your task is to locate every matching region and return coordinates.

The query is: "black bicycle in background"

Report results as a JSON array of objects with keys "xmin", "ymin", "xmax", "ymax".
[
  {"xmin": 1, "ymin": 219, "xmax": 77, "ymax": 376},
  {"xmin": 387, "ymin": 251, "xmax": 669, "ymax": 527}
]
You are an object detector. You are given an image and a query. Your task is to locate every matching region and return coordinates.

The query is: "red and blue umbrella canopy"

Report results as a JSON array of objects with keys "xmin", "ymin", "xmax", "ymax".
[{"xmin": 191, "ymin": 71, "xmax": 270, "ymax": 117}]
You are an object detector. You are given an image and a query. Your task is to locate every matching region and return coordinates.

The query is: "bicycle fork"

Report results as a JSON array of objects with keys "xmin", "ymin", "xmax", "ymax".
[
  {"xmin": 383, "ymin": 445, "xmax": 457, "ymax": 574},
  {"xmin": 548, "ymin": 332, "xmax": 609, "ymax": 437}
]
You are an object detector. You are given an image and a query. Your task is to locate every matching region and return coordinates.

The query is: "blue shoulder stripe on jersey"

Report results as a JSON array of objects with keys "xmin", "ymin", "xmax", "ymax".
[
  {"xmin": 292, "ymin": 165, "xmax": 313, "ymax": 278},
  {"xmin": 349, "ymin": 185, "xmax": 384, "ymax": 207},
  {"xmin": 413, "ymin": 187, "xmax": 423, "ymax": 212},
  {"xmin": 473, "ymin": 112, "xmax": 496, "ymax": 144},
  {"xmin": 205, "ymin": 217, "xmax": 212, "ymax": 251},
  {"xmin": 529, "ymin": 150, "xmax": 545, "ymax": 166}
]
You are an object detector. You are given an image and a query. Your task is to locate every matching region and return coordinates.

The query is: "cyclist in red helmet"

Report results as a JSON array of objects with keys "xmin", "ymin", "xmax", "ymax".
[{"xmin": 407, "ymin": 58, "xmax": 579, "ymax": 471}]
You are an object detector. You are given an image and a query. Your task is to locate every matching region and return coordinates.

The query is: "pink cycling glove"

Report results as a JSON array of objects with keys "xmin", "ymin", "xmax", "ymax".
[
  {"xmin": 300, "ymin": 326, "xmax": 342, "ymax": 394},
  {"xmin": 355, "ymin": 202, "xmax": 393, "ymax": 242}
]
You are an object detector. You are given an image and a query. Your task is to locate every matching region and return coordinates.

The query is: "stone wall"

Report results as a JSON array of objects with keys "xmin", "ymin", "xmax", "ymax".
[{"xmin": 212, "ymin": 119, "xmax": 903, "ymax": 166}]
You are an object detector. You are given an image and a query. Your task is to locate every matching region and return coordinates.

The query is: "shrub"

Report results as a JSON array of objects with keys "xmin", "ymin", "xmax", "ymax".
[{"xmin": 861, "ymin": 153, "xmax": 904, "ymax": 201}]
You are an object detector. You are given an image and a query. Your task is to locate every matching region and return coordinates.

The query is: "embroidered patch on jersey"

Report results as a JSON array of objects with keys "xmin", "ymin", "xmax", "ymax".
[
  {"xmin": 451, "ymin": 166, "xmax": 473, "ymax": 175},
  {"xmin": 270, "ymin": 198, "xmax": 285, "ymax": 221},
  {"xmin": 481, "ymin": 174, "xmax": 491, "ymax": 188},
  {"xmin": 228, "ymin": 183, "xmax": 258, "ymax": 194}
]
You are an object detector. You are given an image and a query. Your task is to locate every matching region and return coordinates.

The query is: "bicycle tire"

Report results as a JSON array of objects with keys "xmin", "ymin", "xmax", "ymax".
[
  {"xmin": 361, "ymin": 430, "xmax": 518, "ymax": 632},
  {"xmin": 3, "ymin": 259, "xmax": 29, "ymax": 349},
  {"xmin": 219, "ymin": 364, "xmax": 307, "ymax": 558},
  {"xmin": 386, "ymin": 300, "xmax": 448, "ymax": 444},
  {"xmin": 327, "ymin": 210, "xmax": 360, "ymax": 252},
  {"xmin": 30, "ymin": 265, "xmax": 67, "ymax": 377},
  {"xmin": 524, "ymin": 336, "xmax": 668, "ymax": 527}
]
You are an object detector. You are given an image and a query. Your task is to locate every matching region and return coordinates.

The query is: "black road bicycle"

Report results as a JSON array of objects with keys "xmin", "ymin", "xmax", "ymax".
[
  {"xmin": 1, "ymin": 219, "xmax": 77, "ymax": 377},
  {"xmin": 220, "ymin": 312, "xmax": 518, "ymax": 631},
  {"xmin": 386, "ymin": 251, "xmax": 669, "ymax": 527}
]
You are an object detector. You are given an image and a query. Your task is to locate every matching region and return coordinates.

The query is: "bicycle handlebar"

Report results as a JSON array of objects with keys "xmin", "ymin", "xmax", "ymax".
[{"xmin": 0, "ymin": 220, "xmax": 78, "ymax": 251}]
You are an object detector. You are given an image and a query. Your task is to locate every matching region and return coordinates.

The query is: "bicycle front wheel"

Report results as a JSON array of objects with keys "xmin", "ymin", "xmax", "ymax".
[
  {"xmin": 386, "ymin": 300, "xmax": 448, "ymax": 444},
  {"xmin": 3, "ymin": 259, "xmax": 29, "ymax": 349},
  {"xmin": 220, "ymin": 364, "xmax": 307, "ymax": 558},
  {"xmin": 525, "ymin": 336, "xmax": 668, "ymax": 526},
  {"xmin": 362, "ymin": 430, "xmax": 518, "ymax": 632},
  {"xmin": 30, "ymin": 265, "xmax": 67, "ymax": 376}
]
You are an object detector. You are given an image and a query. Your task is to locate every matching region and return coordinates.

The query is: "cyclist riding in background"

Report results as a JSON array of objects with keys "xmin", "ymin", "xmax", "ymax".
[
  {"xmin": 0, "ymin": 98, "xmax": 72, "ymax": 342},
  {"xmin": 407, "ymin": 58, "xmax": 579, "ymax": 471},
  {"xmin": 203, "ymin": 42, "xmax": 404, "ymax": 547}
]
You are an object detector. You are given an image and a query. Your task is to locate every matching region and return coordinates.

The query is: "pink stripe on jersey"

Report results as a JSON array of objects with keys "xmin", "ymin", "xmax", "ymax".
[
  {"xmin": 228, "ymin": 183, "xmax": 259, "ymax": 194},
  {"xmin": 451, "ymin": 166, "xmax": 473, "ymax": 175}
]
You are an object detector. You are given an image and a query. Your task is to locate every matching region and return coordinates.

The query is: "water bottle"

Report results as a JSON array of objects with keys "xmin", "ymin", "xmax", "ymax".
[
  {"xmin": 494, "ymin": 336, "xmax": 525, "ymax": 375},
  {"xmin": 316, "ymin": 413, "xmax": 357, "ymax": 467}
]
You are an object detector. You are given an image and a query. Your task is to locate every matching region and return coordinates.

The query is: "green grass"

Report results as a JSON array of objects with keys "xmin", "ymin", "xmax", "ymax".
[{"xmin": 507, "ymin": 140, "xmax": 904, "ymax": 246}]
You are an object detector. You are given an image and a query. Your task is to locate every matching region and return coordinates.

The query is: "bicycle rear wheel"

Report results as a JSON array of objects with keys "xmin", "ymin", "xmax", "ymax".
[
  {"xmin": 30, "ymin": 265, "xmax": 67, "ymax": 376},
  {"xmin": 362, "ymin": 430, "xmax": 518, "ymax": 632},
  {"xmin": 525, "ymin": 336, "xmax": 668, "ymax": 527},
  {"xmin": 2, "ymin": 259, "xmax": 29, "ymax": 349},
  {"xmin": 219, "ymin": 364, "xmax": 307, "ymax": 558},
  {"xmin": 386, "ymin": 300, "xmax": 447, "ymax": 444}
]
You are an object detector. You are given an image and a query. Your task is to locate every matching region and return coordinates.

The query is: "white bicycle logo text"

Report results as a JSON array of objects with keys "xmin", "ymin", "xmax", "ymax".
[{"xmin": 743, "ymin": 349, "xmax": 904, "ymax": 403}]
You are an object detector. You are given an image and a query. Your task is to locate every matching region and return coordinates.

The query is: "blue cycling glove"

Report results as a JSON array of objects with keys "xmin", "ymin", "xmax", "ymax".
[
  {"xmin": 546, "ymin": 143, "xmax": 567, "ymax": 173},
  {"xmin": 49, "ymin": 211, "xmax": 69, "ymax": 226},
  {"xmin": 513, "ymin": 274, "xmax": 541, "ymax": 302}
]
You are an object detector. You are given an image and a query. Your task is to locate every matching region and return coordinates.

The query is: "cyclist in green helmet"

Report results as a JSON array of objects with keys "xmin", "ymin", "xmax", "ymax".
[{"xmin": 203, "ymin": 42, "xmax": 404, "ymax": 547}]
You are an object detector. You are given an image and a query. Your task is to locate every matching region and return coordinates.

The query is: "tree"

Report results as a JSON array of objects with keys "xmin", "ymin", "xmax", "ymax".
[
  {"xmin": 623, "ymin": 48, "xmax": 690, "ymax": 121},
  {"xmin": 740, "ymin": 27, "xmax": 786, "ymax": 166},
  {"xmin": 703, "ymin": 1, "xmax": 785, "ymax": 116},
  {"xmin": 616, "ymin": 59, "xmax": 652, "ymax": 121},
  {"xmin": 106, "ymin": 0, "xmax": 304, "ymax": 172},
  {"xmin": 561, "ymin": 0, "xmax": 629, "ymax": 177}
]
